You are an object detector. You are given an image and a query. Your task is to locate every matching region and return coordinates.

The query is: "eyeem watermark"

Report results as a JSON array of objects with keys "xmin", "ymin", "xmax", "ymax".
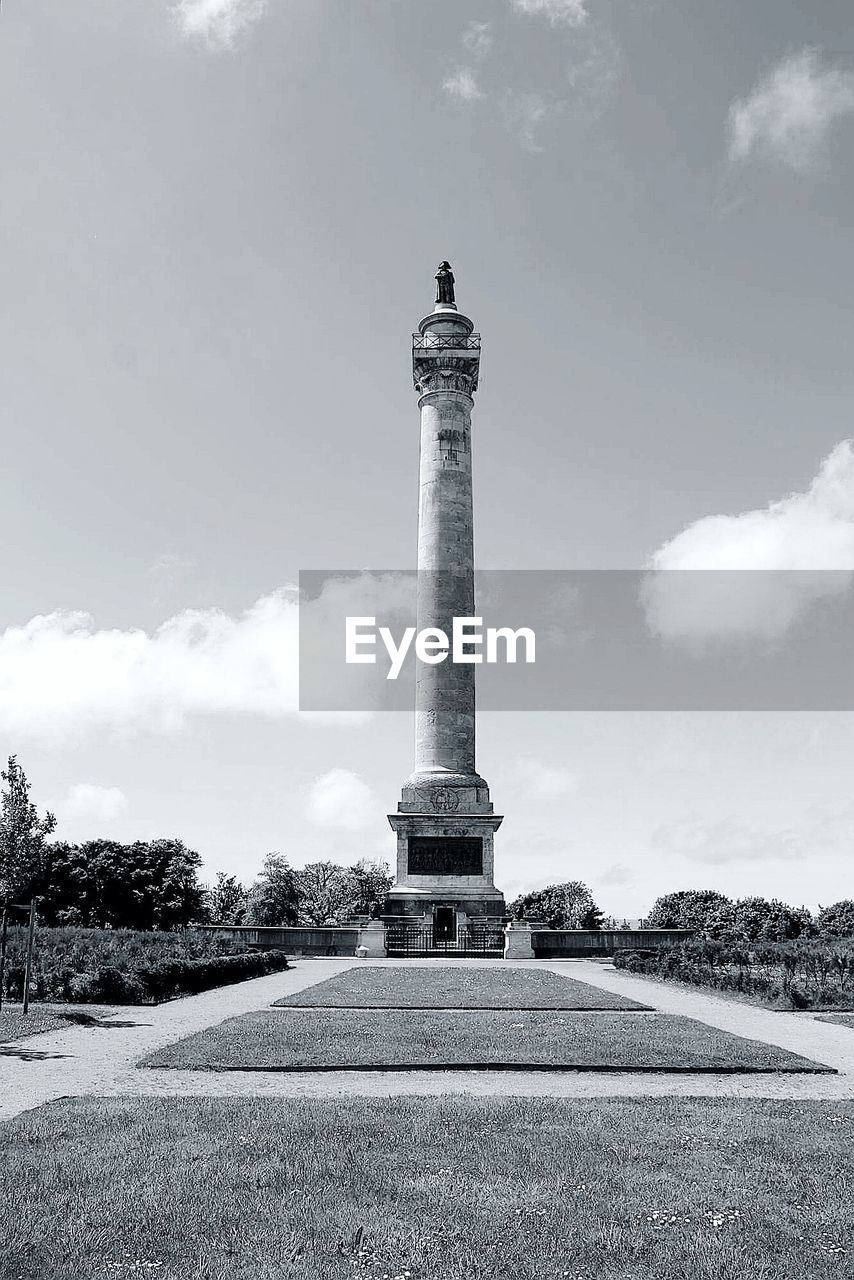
[
  {"xmin": 300, "ymin": 569, "xmax": 854, "ymax": 711},
  {"xmin": 346, "ymin": 616, "xmax": 536, "ymax": 680}
]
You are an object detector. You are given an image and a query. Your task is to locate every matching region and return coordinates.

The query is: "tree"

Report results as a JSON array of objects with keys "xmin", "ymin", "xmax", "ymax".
[
  {"xmin": 816, "ymin": 900, "xmax": 854, "ymax": 938},
  {"xmin": 508, "ymin": 881, "xmax": 603, "ymax": 930},
  {"xmin": 139, "ymin": 838, "xmax": 207, "ymax": 929},
  {"xmin": 344, "ymin": 859, "xmax": 393, "ymax": 916},
  {"xmin": 27, "ymin": 837, "xmax": 206, "ymax": 929},
  {"xmin": 296, "ymin": 861, "xmax": 354, "ymax": 926},
  {"xmin": 646, "ymin": 890, "xmax": 733, "ymax": 933},
  {"xmin": 0, "ymin": 756, "xmax": 56, "ymax": 906},
  {"xmin": 244, "ymin": 853, "xmax": 300, "ymax": 926},
  {"xmin": 730, "ymin": 897, "xmax": 812, "ymax": 943},
  {"xmin": 207, "ymin": 873, "xmax": 248, "ymax": 925}
]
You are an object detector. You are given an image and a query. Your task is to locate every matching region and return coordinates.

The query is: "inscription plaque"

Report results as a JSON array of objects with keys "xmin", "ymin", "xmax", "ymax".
[{"xmin": 408, "ymin": 836, "xmax": 483, "ymax": 876}]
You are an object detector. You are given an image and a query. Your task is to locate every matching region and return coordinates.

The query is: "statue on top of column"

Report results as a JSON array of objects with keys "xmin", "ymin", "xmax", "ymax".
[{"xmin": 435, "ymin": 261, "xmax": 455, "ymax": 306}]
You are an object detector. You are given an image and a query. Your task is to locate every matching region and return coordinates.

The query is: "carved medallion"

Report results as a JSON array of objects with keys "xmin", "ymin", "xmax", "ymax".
[{"xmin": 431, "ymin": 787, "xmax": 459, "ymax": 813}]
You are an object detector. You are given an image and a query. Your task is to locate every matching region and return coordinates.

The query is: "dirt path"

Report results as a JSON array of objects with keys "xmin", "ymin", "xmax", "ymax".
[{"xmin": 2, "ymin": 958, "xmax": 853, "ymax": 1119}]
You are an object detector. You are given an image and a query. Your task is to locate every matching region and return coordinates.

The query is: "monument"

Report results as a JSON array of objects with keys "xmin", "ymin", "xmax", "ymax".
[{"xmin": 385, "ymin": 264, "xmax": 506, "ymax": 945}]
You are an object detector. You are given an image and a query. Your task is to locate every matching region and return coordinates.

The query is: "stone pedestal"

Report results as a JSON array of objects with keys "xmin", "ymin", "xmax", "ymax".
[
  {"xmin": 503, "ymin": 921, "xmax": 535, "ymax": 960},
  {"xmin": 355, "ymin": 920, "xmax": 387, "ymax": 958}
]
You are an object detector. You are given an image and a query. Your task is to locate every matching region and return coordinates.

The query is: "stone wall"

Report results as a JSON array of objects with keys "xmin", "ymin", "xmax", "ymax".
[
  {"xmin": 198, "ymin": 925, "xmax": 360, "ymax": 957},
  {"xmin": 532, "ymin": 928, "xmax": 694, "ymax": 958}
]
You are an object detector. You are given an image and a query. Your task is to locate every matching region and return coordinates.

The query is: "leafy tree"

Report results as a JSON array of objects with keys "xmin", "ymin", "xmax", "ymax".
[
  {"xmin": 138, "ymin": 838, "xmax": 207, "ymax": 929},
  {"xmin": 244, "ymin": 853, "xmax": 300, "ymax": 926},
  {"xmin": 646, "ymin": 890, "xmax": 733, "ymax": 933},
  {"xmin": 295, "ymin": 861, "xmax": 354, "ymax": 926},
  {"xmin": 508, "ymin": 881, "xmax": 603, "ymax": 930},
  {"xmin": 730, "ymin": 897, "xmax": 812, "ymax": 943},
  {"xmin": 27, "ymin": 837, "xmax": 205, "ymax": 929},
  {"xmin": 344, "ymin": 859, "xmax": 393, "ymax": 916},
  {"xmin": 0, "ymin": 756, "xmax": 56, "ymax": 906},
  {"xmin": 702, "ymin": 902, "xmax": 739, "ymax": 940},
  {"xmin": 207, "ymin": 873, "xmax": 248, "ymax": 925},
  {"xmin": 815, "ymin": 900, "xmax": 854, "ymax": 938}
]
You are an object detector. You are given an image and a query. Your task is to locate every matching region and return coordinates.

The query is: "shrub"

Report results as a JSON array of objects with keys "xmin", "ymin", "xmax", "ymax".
[
  {"xmin": 0, "ymin": 925, "xmax": 290, "ymax": 1005},
  {"xmin": 614, "ymin": 937, "xmax": 854, "ymax": 1009}
]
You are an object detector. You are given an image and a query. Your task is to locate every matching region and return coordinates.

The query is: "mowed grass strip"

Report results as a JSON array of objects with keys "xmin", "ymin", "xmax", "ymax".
[
  {"xmin": 2, "ymin": 1096, "xmax": 851, "ymax": 1280},
  {"xmin": 0, "ymin": 1007, "xmax": 68, "ymax": 1043},
  {"xmin": 0, "ymin": 1004, "xmax": 120, "ymax": 1045},
  {"xmin": 141, "ymin": 1009, "xmax": 828, "ymax": 1072},
  {"xmin": 275, "ymin": 964, "xmax": 650, "ymax": 1010}
]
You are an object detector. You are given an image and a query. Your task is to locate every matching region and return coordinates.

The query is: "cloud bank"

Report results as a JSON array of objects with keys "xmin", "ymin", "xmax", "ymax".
[
  {"xmin": 0, "ymin": 591, "xmax": 299, "ymax": 744},
  {"xmin": 728, "ymin": 48, "xmax": 854, "ymax": 173},
  {"xmin": 644, "ymin": 441, "xmax": 854, "ymax": 642}
]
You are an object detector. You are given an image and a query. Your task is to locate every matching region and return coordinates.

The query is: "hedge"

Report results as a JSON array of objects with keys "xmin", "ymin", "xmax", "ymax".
[
  {"xmin": 614, "ymin": 937, "xmax": 854, "ymax": 1009},
  {"xmin": 0, "ymin": 926, "xmax": 290, "ymax": 1005}
]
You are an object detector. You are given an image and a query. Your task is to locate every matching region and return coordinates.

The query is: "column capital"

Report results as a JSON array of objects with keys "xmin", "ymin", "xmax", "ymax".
[{"xmin": 413, "ymin": 312, "xmax": 480, "ymax": 398}]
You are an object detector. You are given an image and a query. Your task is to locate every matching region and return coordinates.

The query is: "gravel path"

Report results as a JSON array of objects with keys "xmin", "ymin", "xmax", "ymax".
[{"xmin": 2, "ymin": 958, "xmax": 854, "ymax": 1120}]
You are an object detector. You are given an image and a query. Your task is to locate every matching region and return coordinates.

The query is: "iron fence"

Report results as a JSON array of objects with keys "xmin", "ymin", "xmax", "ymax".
[{"xmin": 386, "ymin": 926, "xmax": 504, "ymax": 958}]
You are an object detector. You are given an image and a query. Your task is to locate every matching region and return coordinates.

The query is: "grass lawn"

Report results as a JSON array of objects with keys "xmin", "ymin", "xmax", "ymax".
[
  {"xmin": 276, "ymin": 964, "xmax": 650, "ymax": 1010},
  {"xmin": 1, "ymin": 1095, "xmax": 851, "ymax": 1280},
  {"xmin": 141, "ymin": 1009, "xmax": 828, "ymax": 1072},
  {"xmin": 0, "ymin": 1006, "xmax": 68, "ymax": 1043},
  {"xmin": 816, "ymin": 1013, "xmax": 854, "ymax": 1029},
  {"xmin": 0, "ymin": 1004, "xmax": 122, "ymax": 1045}
]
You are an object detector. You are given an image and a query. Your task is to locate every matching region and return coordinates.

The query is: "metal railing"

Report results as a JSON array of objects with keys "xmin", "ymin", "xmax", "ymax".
[
  {"xmin": 386, "ymin": 926, "xmax": 503, "ymax": 958},
  {"xmin": 412, "ymin": 332, "xmax": 481, "ymax": 351}
]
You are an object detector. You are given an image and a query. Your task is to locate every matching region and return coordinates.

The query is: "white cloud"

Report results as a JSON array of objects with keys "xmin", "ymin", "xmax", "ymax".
[
  {"xmin": 0, "ymin": 590, "xmax": 300, "ymax": 744},
  {"xmin": 596, "ymin": 862, "xmax": 634, "ymax": 886},
  {"xmin": 57, "ymin": 784, "xmax": 129, "ymax": 826},
  {"xmin": 728, "ymin": 48, "xmax": 854, "ymax": 173},
  {"xmin": 502, "ymin": 91, "xmax": 562, "ymax": 151},
  {"xmin": 305, "ymin": 768, "xmax": 375, "ymax": 831},
  {"xmin": 511, "ymin": 759, "xmax": 578, "ymax": 800},
  {"xmin": 565, "ymin": 24, "xmax": 621, "ymax": 118},
  {"xmin": 644, "ymin": 441, "xmax": 854, "ymax": 642},
  {"xmin": 172, "ymin": 0, "xmax": 268, "ymax": 50},
  {"xmin": 443, "ymin": 68, "xmax": 484, "ymax": 104},
  {"xmin": 651, "ymin": 810, "xmax": 854, "ymax": 867},
  {"xmin": 510, "ymin": 0, "xmax": 588, "ymax": 27},
  {"xmin": 462, "ymin": 21, "xmax": 493, "ymax": 61}
]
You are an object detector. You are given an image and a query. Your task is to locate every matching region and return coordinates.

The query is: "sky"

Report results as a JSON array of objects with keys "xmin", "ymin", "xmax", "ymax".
[{"xmin": 1, "ymin": 0, "xmax": 854, "ymax": 914}]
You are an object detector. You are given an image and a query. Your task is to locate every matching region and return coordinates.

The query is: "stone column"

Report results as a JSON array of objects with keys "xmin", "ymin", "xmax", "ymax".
[
  {"xmin": 386, "ymin": 272, "xmax": 504, "ymax": 921},
  {"xmin": 412, "ymin": 305, "xmax": 481, "ymax": 786}
]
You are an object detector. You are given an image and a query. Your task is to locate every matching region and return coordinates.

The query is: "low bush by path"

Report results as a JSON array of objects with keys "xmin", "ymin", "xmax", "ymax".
[
  {"xmin": 275, "ymin": 964, "xmax": 650, "ymax": 1010},
  {"xmin": 615, "ymin": 938, "xmax": 854, "ymax": 1009},
  {"xmin": 2, "ymin": 1095, "xmax": 851, "ymax": 1280},
  {"xmin": 1, "ymin": 926, "xmax": 290, "ymax": 1004},
  {"xmin": 142, "ymin": 1008, "xmax": 828, "ymax": 1072}
]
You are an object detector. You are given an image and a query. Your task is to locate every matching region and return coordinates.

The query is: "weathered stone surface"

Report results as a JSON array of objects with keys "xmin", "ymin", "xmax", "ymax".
[
  {"xmin": 503, "ymin": 921, "xmax": 536, "ymax": 960},
  {"xmin": 386, "ymin": 284, "xmax": 504, "ymax": 922}
]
